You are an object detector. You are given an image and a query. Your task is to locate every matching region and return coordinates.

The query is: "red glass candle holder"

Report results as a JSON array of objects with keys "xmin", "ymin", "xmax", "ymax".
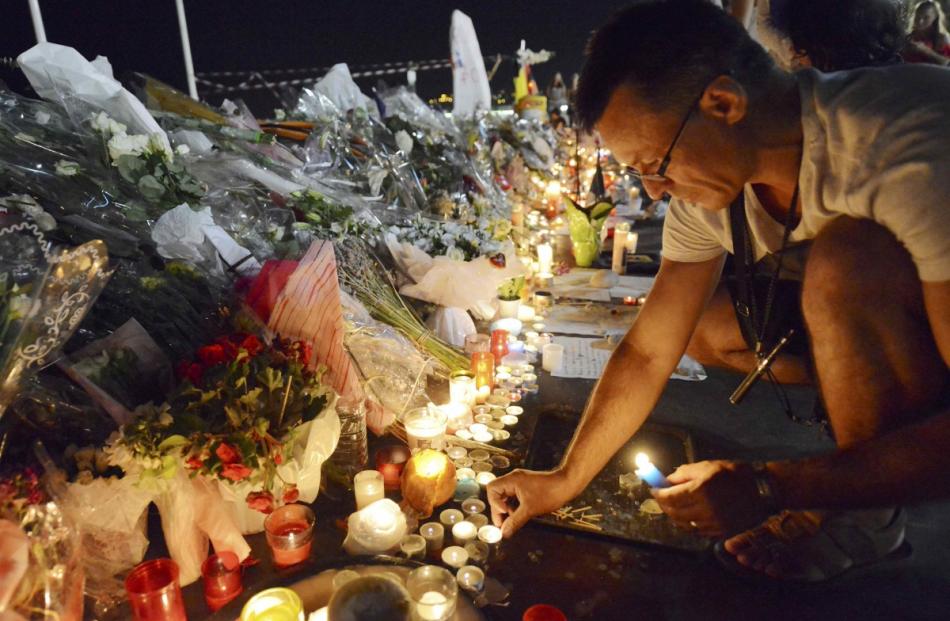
[
  {"xmin": 490, "ymin": 329, "xmax": 509, "ymax": 364},
  {"xmin": 125, "ymin": 558, "xmax": 187, "ymax": 621},
  {"xmin": 375, "ymin": 443, "xmax": 412, "ymax": 491},
  {"xmin": 264, "ymin": 504, "xmax": 315, "ymax": 567},
  {"xmin": 201, "ymin": 551, "xmax": 243, "ymax": 612},
  {"xmin": 471, "ymin": 351, "xmax": 495, "ymax": 391}
]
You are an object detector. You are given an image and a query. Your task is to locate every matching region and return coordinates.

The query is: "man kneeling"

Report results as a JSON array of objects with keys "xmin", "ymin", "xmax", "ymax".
[{"xmin": 487, "ymin": 0, "xmax": 950, "ymax": 582}]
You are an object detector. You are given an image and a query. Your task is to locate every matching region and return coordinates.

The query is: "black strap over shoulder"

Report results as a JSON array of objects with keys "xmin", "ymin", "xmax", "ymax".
[{"xmin": 728, "ymin": 191, "xmax": 759, "ymax": 350}]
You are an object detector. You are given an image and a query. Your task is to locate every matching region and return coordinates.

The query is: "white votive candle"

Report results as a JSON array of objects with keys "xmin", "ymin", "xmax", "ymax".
[
  {"xmin": 537, "ymin": 242, "xmax": 553, "ymax": 275},
  {"xmin": 475, "ymin": 471, "xmax": 496, "ymax": 486},
  {"xmin": 501, "ymin": 414, "xmax": 519, "ymax": 427},
  {"xmin": 439, "ymin": 509, "xmax": 464, "ymax": 526},
  {"xmin": 467, "ymin": 513, "xmax": 489, "ymax": 529},
  {"xmin": 473, "ymin": 431, "xmax": 494, "ymax": 443},
  {"xmin": 456, "ymin": 565, "xmax": 485, "ymax": 592},
  {"xmin": 441, "ymin": 546, "xmax": 469, "ymax": 569},
  {"xmin": 461, "ymin": 497, "xmax": 486, "ymax": 515},
  {"xmin": 404, "ymin": 408, "xmax": 447, "ymax": 452},
  {"xmin": 477, "ymin": 525, "xmax": 503, "ymax": 545},
  {"xmin": 456, "ymin": 467, "xmax": 476, "ymax": 481},
  {"xmin": 542, "ymin": 343, "xmax": 564, "ymax": 373},
  {"xmin": 419, "ymin": 522, "xmax": 445, "ymax": 556},
  {"xmin": 353, "ymin": 469, "xmax": 384, "ymax": 510},
  {"xmin": 416, "ymin": 590, "xmax": 450, "ymax": 621},
  {"xmin": 452, "ymin": 520, "xmax": 478, "ymax": 546},
  {"xmin": 506, "ymin": 405, "xmax": 524, "ymax": 416}
]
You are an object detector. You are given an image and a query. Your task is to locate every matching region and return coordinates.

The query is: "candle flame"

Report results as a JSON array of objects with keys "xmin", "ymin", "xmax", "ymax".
[{"xmin": 635, "ymin": 452, "xmax": 651, "ymax": 468}]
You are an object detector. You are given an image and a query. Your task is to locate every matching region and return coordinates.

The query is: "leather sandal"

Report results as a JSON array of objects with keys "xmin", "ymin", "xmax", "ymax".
[{"xmin": 714, "ymin": 508, "xmax": 910, "ymax": 583}]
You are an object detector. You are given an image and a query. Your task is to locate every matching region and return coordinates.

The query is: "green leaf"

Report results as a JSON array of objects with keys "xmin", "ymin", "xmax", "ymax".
[
  {"xmin": 157, "ymin": 434, "xmax": 189, "ymax": 452},
  {"xmin": 224, "ymin": 405, "xmax": 244, "ymax": 429},
  {"xmin": 160, "ymin": 455, "xmax": 179, "ymax": 479}
]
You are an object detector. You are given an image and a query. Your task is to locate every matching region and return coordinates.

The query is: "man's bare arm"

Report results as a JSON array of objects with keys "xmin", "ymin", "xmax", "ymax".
[{"xmin": 487, "ymin": 255, "xmax": 724, "ymax": 536}]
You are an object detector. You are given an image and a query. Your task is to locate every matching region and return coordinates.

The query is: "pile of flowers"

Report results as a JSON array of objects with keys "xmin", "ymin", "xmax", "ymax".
[
  {"xmin": 108, "ymin": 332, "xmax": 335, "ymax": 513},
  {"xmin": 386, "ymin": 214, "xmax": 510, "ymax": 262}
]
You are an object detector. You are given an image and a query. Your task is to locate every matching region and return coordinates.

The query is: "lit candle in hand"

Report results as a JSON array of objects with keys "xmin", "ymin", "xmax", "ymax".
[{"xmin": 634, "ymin": 452, "xmax": 670, "ymax": 488}]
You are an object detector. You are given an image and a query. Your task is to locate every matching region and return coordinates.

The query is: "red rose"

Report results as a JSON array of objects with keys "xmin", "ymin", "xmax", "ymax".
[
  {"xmin": 282, "ymin": 486, "xmax": 299, "ymax": 504},
  {"xmin": 217, "ymin": 338, "xmax": 239, "ymax": 361},
  {"xmin": 273, "ymin": 452, "xmax": 283, "ymax": 465},
  {"xmin": 186, "ymin": 455, "xmax": 204, "ymax": 470},
  {"xmin": 240, "ymin": 334, "xmax": 263, "ymax": 357},
  {"xmin": 197, "ymin": 344, "xmax": 228, "ymax": 367},
  {"xmin": 215, "ymin": 442, "xmax": 241, "ymax": 464},
  {"xmin": 176, "ymin": 361, "xmax": 203, "ymax": 385},
  {"xmin": 245, "ymin": 490, "xmax": 275, "ymax": 514},
  {"xmin": 221, "ymin": 463, "xmax": 253, "ymax": 482}
]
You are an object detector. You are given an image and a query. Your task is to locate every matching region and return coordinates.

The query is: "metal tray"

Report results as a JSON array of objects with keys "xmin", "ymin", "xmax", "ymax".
[{"xmin": 525, "ymin": 406, "xmax": 711, "ymax": 553}]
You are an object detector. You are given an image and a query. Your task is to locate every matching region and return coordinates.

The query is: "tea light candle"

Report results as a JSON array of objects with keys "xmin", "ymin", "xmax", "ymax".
[
  {"xmin": 241, "ymin": 587, "xmax": 304, "ymax": 621},
  {"xmin": 354, "ymin": 470, "xmax": 384, "ymax": 509},
  {"xmin": 542, "ymin": 343, "xmax": 564, "ymax": 373},
  {"xmin": 419, "ymin": 522, "xmax": 445, "ymax": 557},
  {"xmin": 537, "ymin": 333, "xmax": 553, "ymax": 348},
  {"xmin": 472, "ymin": 405, "xmax": 491, "ymax": 417},
  {"xmin": 486, "ymin": 420, "xmax": 504, "ymax": 430},
  {"xmin": 452, "ymin": 521, "xmax": 478, "ymax": 546},
  {"xmin": 456, "ymin": 566, "xmax": 485, "ymax": 592},
  {"xmin": 467, "ymin": 513, "xmax": 489, "ymax": 529},
  {"xmin": 446, "ymin": 446, "xmax": 467, "ymax": 461},
  {"xmin": 522, "ymin": 382, "xmax": 539, "ymax": 394},
  {"xmin": 531, "ymin": 322, "xmax": 546, "ymax": 333},
  {"xmin": 475, "ymin": 471, "xmax": 496, "ymax": 485},
  {"xmin": 524, "ymin": 331, "xmax": 540, "ymax": 347},
  {"xmin": 473, "ymin": 430, "xmax": 494, "ymax": 443},
  {"xmin": 464, "ymin": 541, "xmax": 489, "ymax": 566},
  {"xmin": 401, "ymin": 534, "xmax": 427, "ymax": 560},
  {"xmin": 455, "ymin": 429, "xmax": 474, "ymax": 441},
  {"xmin": 439, "ymin": 509, "xmax": 464, "ymax": 526},
  {"xmin": 490, "ymin": 455, "xmax": 511, "ymax": 469},
  {"xmin": 536, "ymin": 272, "xmax": 555, "ymax": 288},
  {"xmin": 506, "ymin": 405, "xmax": 524, "ymax": 416},
  {"xmin": 461, "ymin": 497, "xmax": 486, "ymax": 515},
  {"xmin": 332, "ymin": 569, "xmax": 360, "ymax": 592},
  {"xmin": 537, "ymin": 242, "xmax": 553, "ymax": 275},
  {"xmin": 456, "ymin": 467, "xmax": 476, "ymax": 481},
  {"xmin": 469, "ymin": 423, "xmax": 488, "ymax": 436},
  {"xmin": 474, "ymin": 413, "xmax": 493, "ymax": 425},
  {"xmin": 472, "ymin": 462, "xmax": 492, "ymax": 474},
  {"xmin": 495, "ymin": 365, "xmax": 512, "ymax": 375},
  {"xmin": 454, "ymin": 477, "xmax": 480, "ymax": 501},
  {"xmin": 468, "ymin": 449, "xmax": 490, "ymax": 462},
  {"xmin": 491, "ymin": 429, "xmax": 511, "ymax": 442},
  {"xmin": 501, "ymin": 415, "xmax": 519, "ymax": 427},
  {"xmin": 533, "ymin": 291, "xmax": 553, "ymax": 314},
  {"xmin": 441, "ymin": 546, "xmax": 469, "ymax": 569},
  {"xmin": 517, "ymin": 304, "xmax": 536, "ymax": 322},
  {"xmin": 453, "ymin": 457, "xmax": 473, "ymax": 469},
  {"xmin": 477, "ymin": 525, "xmax": 503, "ymax": 545},
  {"xmin": 634, "ymin": 452, "xmax": 671, "ymax": 488},
  {"xmin": 623, "ymin": 295, "xmax": 636, "ymax": 306},
  {"xmin": 522, "ymin": 373, "xmax": 538, "ymax": 384},
  {"xmin": 494, "ymin": 371, "xmax": 512, "ymax": 383},
  {"xmin": 524, "ymin": 345, "xmax": 539, "ymax": 362}
]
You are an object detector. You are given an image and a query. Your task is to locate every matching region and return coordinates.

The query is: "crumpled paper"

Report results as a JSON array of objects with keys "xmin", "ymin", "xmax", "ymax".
[
  {"xmin": 342, "ymin": 499, "xmax": 407, "ymax": 556},
  {"xmin": 386, "ymin": 235, "xmax": 526, "ymax": 320},
  {"xmin": 17, "ymin": 42, "xmax": 170, "ymax": 154},
  {"xmin": 151, "ymin": 203, "xmax": 262, "ymax": 277}
]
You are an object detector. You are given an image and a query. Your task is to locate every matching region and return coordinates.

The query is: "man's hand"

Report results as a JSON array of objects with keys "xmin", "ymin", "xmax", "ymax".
[
  {"xmin": 487, "ymin": 469, "xmax": 576, "ymax": 538},
  {"xmin": 651, "ymin": 460, "xmax": 772, "ymax": 537}
]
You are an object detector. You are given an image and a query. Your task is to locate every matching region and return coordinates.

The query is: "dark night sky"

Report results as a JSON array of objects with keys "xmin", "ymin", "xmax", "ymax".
[{"xmin": 2, "ymin": 1, "xmax": 625, "ymax": 113}]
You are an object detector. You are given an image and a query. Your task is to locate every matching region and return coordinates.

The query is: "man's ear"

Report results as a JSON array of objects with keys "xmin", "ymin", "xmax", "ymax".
[{"xmin": 700, "ymin": 75, "xmax": 748, "ymax": 126}]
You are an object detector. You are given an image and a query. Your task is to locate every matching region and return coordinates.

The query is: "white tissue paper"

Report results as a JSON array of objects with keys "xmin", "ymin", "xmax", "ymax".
[
  {"xmin": 343, "ymin": 499, "xmax": 408, "ymax": 556},
  {"xmin": 312, "ymin": 64, "xmax": 379, "ymax": 117},
  {"xmin": 151, "ymin": 204, "xmax": 262, "ymax": 277},
  {"xmin": 17, "ymin": 43, "xmax": 170, "ymax": 154},
  {"xmin": 386, "ymin": 235, "xmax": 526, "ymax": 321}
]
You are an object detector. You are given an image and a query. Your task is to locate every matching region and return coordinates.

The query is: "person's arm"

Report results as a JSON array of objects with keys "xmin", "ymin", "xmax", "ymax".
[
  {"xmin": 654, "ymin": 280, "xmax": 950, "ymax": 536},
  {"xmin": 487, "ymin": 254, "xmax": 724, "ymax": 536}
]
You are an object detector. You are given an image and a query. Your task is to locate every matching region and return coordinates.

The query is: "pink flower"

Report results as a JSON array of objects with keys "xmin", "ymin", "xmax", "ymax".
[
  {"xmin": 215, "ymin": 443, "xmax": 240, "ymax": 464},
  {"xmin": 221, "ymin": 463, "xmax": 253, "ymax": 482},
  {"xmin": 246, "ymin": 490, "xmax": 275, "ymax": 514}
]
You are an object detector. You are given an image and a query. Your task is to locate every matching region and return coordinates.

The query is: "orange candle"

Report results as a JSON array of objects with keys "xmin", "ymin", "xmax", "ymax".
[
  {"xmin": 490, "ymin": 330, "xmax": 509, "ymax": 364},
  {"xmin": 471, "ymin": 352, "xmax": 494, "ymax": 395},
  {"xmin": 264, "ymin": 504, "xmax": 315, "ymax": 567}
]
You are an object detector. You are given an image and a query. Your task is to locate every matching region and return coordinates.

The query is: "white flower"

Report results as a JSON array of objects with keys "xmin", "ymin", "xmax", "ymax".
[
  {"xmin": 446, "ymin": 246, "xmax": 465, "ymax": 262},
  {"xmin": 91, "ymin": 111, "xmax": 126, "ymax": 137},
  {"xmin": 395, "ymin": 129, "xmax": 413, "ymax": 155},
  {"xmin": 107, "ymin": 133, "xmax": 149, "ymax": 162},
  {"xmin": 175, "ymin": 144, "xmax": 191, "ymax": 156},
  {"xmin": 148, "ymin": 133, "xmax": 173, "ymax": 160},
  {"xmin": 55, "ymin": 159, "xmax": 80, "ymax": 177},
  {"xmin": 34, "ymin": 110, "xmax": 51, "ymax": 125}
]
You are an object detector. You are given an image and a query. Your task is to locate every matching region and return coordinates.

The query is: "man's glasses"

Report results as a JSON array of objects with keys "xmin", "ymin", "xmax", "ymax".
[{"xmin": 626, "ymin": 87, "xmax": 706, "ymax": 184}]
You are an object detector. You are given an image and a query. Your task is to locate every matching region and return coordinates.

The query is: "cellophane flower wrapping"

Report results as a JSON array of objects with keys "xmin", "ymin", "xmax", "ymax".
[{"xmin": 0, "ymin": 502, "xmax": 85, "ymax": 621}]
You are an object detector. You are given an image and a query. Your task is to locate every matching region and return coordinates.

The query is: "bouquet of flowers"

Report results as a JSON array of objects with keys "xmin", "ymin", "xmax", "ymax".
[{"xmin": 385, "ymin": 214, "xmax": 509, "ymax": 262}]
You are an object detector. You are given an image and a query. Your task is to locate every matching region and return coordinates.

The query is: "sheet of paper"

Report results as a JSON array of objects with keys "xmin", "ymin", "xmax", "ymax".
[
  {"xmin": 543, "ymin": 304, "xmax": 638, "ymax": 336},
  {"xmin": 550, "ymin": 336, "xmax": 707, "ymax": 381},
  {"xmin": 609, "ymin": 275, "xmax": 656, "ymax": 299},
  {"xmin": 551, "ymin": 269, "xmax": 611, "ymax": 302}
]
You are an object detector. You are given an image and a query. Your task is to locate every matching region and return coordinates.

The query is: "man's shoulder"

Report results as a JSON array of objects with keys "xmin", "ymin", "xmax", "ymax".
[{"xmin": 800, "ymin": 65, "xmax": 950, "ymax": 118}]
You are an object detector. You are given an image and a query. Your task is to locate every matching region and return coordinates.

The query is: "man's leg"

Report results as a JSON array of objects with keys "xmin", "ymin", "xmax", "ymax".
[
  {"xmin": 725, "ymin": 217, "xmax": 949, "ymax": 577},
  {"xmin": 686, "ymin": 283, "xmax": 812, "ymax": 385}
]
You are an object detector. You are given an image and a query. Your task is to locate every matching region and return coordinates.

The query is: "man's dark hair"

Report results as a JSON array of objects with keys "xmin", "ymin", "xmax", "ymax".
[
  {"xmin": 575, "ymin": 0, "xmax": 774, "ymax": 131},
  {"xmin": 769, "ymin": 0, "xmax": 906, "ymax": 71}
]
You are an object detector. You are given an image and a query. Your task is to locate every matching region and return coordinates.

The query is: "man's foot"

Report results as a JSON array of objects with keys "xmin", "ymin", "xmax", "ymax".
[{"xmin": 716, "ymin": 508, "xmax": 907, "ymax": 582}]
